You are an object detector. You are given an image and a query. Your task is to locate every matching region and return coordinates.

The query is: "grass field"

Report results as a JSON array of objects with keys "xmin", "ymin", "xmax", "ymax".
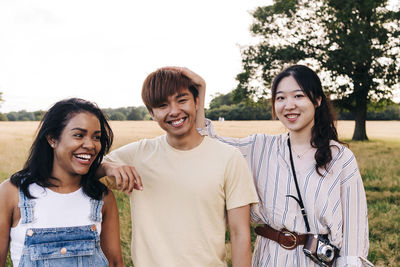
[{"xmin": 1, "ymin": 120, "xmax": 399, "ymax": 266}]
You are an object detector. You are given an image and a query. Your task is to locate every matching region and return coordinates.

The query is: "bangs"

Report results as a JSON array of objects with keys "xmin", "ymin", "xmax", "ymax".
[{"xmin": 142, "ymin": 70, "xmax": 193, "ymax": 109}]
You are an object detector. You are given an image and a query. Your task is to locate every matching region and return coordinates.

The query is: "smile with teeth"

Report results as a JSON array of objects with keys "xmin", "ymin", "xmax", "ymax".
[
  {"xmin": 286, "ymin": 114, "xmax": 299, "ymax": 119},
  {"xmin": 170, "ymin": 118, "xmax": 186, "ymax": 127},
  {"xmin": 74, "ymin": 154, "xmax": 93, "ymax": 161}
]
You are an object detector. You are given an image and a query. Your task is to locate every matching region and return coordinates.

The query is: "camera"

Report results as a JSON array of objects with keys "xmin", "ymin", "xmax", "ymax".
[{"xmin": 303, "ymin": 234, "xmax": 339, "ymax": 267}]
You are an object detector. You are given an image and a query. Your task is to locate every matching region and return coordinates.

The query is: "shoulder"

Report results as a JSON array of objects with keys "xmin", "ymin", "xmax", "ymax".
[
  {"xmin": 203, "ymin": 137, "xmax": 249, "ymax": 164},
  {"xmin": 0, "ymin": 179, "xmax": 19, "ymax": 208},
  {"xmin": 329, "ymin": 140, "xmax": 355, "ymax": 161},
  {"xmin": 252, "ymin": 132, "xmax": 288, "ymax": 152},
  {"xmin": 0, "ymin": 179, "xmax": 18, "ymax": 195},
  {"xmin": 105, "ymin": 136, "xmax": 165, "ymax": 161},
  {"xmin": 205, "ymin": 136, "xmax": 237, "ymax": 152},
  {"xmin": 101, "ymin": 190, "xmax": 117, "ymax": 214},
  {"xmin": 116, "ymin": 135, "xmax": 165, "ymax": 152},
  {"xmin": 102, "ymin": 190, "xmax": 116, "ymax": 205}
]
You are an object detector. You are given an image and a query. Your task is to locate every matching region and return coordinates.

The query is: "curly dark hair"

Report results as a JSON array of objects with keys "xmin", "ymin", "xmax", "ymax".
[
  {"xmin": 271, "ymin": 65, "xmax": 340, "ymax": 175},
  {"xmin": 10, "ymin": 98, "xmax": 113, "ymax": 199}
]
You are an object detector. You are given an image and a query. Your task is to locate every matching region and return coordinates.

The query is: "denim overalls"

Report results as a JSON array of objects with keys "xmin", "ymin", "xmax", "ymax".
[{"xmin": 17, "ymin": 188, "xmax": 108, "ymax": 267}]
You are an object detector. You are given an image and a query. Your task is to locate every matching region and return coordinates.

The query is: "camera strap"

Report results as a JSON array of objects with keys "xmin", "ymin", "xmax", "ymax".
[{"xmin": 287, "ymin": 137, "xmax": 311, "ymax": 233}]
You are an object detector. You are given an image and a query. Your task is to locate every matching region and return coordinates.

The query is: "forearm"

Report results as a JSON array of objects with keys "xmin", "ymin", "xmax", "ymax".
[
  {"xmin": 108, "ymin": 259, "xmax": 124, "ymax": 267},
  {"xmin": 96, "ymin": 166, "xmax": 106, "ymax": 179},
  {"xmin": 100, "ymin": 191, "xmax": 124, "ymax": 267},
  {"xmin": 230, "ymin": 231, "xmax": 252, "ymax": 267},
  {"xmin": 0, "ymin": 249, "xmax": 8, "ymax": 267},
  {"xmin": 195, "ymin": 83, "xmax": 206, "ymax": 129},
  {"xmin": 228, "ymin": 205, "xmax": 252, "ymax": 267},
  {"xmin": 97, "ymin": 163, "xmax": 117, "ymax": 189}
]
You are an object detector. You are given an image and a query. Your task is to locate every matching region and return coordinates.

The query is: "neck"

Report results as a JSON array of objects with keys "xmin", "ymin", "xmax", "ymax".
[
  {"xmin": 289, "ymin": 129, "xmax": 312, "ymax": 147},
  {"xmin": 166, "ymin": 130, "xmax": 204, "ymax": 150},
  {"xmin": 50, "ymin": 167, "xmax": 82, "ymax": 192}
]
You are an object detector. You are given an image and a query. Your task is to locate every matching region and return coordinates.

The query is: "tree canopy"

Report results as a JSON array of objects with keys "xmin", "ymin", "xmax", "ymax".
[{"xmin": 235, "ymin": 0, "xmax": 400, "ymax": 140}]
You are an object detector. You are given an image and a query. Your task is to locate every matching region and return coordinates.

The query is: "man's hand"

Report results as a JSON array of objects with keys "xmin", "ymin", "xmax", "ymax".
[
  {"xmin": 161, "ymin": 66, "xmax": 206, "ymax": 90},
  {"xmin": 101, "ymin": 162, "xmax": 143, "ymax": 193}
]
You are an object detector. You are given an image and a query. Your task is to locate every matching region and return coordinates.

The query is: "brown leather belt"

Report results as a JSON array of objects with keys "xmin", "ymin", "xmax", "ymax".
[{"xmin": 254, "ymin": 224, "xmax": 309, "ymax": 250}]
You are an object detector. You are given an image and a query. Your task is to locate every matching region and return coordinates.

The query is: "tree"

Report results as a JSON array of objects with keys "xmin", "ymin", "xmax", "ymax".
[
  {"xmin": 33, "ymin": 110, "xmax": 45, "ymax": 121},
  {"xmin": 0, "ymin": 92, "xmax": 5, "ymax": 120},
  {"xmin": 6, "ymin": 112, "xmax": 18, "ymax": 121},
  {"xmin": 209, "ymin": 92, "xmax": 235, "ymax": 109},
  {"xmin": 127, "ymin": 106, "xmax": 149, "ymax": 120},
  {"xmin": 109, "ymin": 111, "xmax": 126, "ymax": 121},
  {"xmin": 0, "ymin": 113, "xmax": 7, "ymax": 121},
  {"xmin": 206, "ymin": 92, "xmax": 272, "ymax": 120},
  {"xmin": 17, "ymin": 110, "xmax": 35, "ymax": 121},
  {"xmin": 235, "ymin": 0, "xmax": 400, "ymax": 140}
]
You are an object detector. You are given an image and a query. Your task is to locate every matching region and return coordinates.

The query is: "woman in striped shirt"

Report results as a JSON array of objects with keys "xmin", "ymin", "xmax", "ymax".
[{"xmin": 182, "ymin": 65, "xmax": 371, "ymax": 267}]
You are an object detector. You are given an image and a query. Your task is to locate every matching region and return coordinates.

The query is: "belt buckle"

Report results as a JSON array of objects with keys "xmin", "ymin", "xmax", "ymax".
[{"xmin": 278, "ymin": 229, "xmax": 298, "ymax": 250}]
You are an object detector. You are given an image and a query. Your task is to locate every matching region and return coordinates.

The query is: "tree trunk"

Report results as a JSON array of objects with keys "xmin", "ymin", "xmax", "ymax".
[{"xmin": 352, "ymin": 97, "xmax": 368, "ymax": 141}]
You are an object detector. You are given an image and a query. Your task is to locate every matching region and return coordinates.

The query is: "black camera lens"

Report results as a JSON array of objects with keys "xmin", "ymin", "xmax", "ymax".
[
  {"xmin": 317, "ymin": 245, "xmax": 334, "ymax": 262},
  {"xmin": 325, "ymin": 249, "xmax": 332, "ymax": 257}
]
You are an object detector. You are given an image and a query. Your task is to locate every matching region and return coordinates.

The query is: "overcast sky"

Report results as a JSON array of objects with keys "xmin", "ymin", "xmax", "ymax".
[{"xmin": 0, "ymin": 0, "xmax": 270, "ymax": 112}]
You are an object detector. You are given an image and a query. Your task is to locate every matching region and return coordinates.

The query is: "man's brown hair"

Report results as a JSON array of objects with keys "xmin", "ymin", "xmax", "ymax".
[{"xmin": 142, "ymin": 69, "xmax": 199, "ymax": 112}]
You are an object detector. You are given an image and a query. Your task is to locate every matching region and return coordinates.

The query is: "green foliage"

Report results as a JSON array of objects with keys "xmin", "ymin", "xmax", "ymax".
[
  {"xmin": 6, "ymin": 112, "xmax": 19, "ymax": 121},
  {"xmin": 206, "ymin": 101, "xmax": 272, "ymax": 120},
  {"xmin": 1, "ymin": 106, "xmax": 151, "ymax": 121},
  {"xmin": 337, "ymin": 103, "xmax": 400, "ymax": 120},
  {"xmin": 17, "ymin": 110, "xmax": 35, "ymax": 121},
  {"xmin": 206, "ymin": 92, "xmax": 272, "ymax": 120},
  {"xmin": 208, "ymin": 92, "xmax": 400, "ymax": 120},
  {"xmin": 109, "ymin": 111, "xmax": 126, "ymax": 121},
  {"xmin": 236, "ymin": 0, "xmax": 400, "ymax": 140},
  {"xmin": 209, "ymin": 92, "xmax": 235, "ymax": 109},
  {"xmin": 102, "ymin": 106, "xmax": 149, "ymax": 121},
  {"xmin": 33, "ymin": 110, "xmax": 45, "ymax": 121},
  {"xmin": 0, "ymin": 113, "xmax": 7, "ymax": 121}
]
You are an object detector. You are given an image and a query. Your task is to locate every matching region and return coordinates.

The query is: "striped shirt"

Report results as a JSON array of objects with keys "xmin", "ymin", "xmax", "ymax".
[{"xmin": 204, "ymin": 119, "xmax": 370, "ymax": 267}]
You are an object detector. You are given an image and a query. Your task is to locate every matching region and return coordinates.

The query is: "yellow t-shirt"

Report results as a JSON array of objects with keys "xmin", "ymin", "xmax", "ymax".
[{"xmin": 104, "ymin": 135, "xmax": 258, "ymax": 267}]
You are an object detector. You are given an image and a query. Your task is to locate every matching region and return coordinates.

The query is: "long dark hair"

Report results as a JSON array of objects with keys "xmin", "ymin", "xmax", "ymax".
[
  {"xmin": 10, "ymin": 98, "xmax": 113, "ymax": 199},
  {"xmin": 271, "ymin": 65, "xmax": 339, "ymax": 175}
]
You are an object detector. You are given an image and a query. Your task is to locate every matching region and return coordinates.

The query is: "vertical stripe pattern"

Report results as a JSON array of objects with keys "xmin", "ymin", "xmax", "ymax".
[{"xmin": 205, "ymin": 120, "xmax": 370, "ymax": 267}]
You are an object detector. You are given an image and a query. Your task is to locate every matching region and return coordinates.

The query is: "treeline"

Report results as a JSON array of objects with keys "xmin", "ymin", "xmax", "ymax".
[
  {"xmin": 204, "ymin": 92, "xmax": 400, "ymax": 121},
  {"xmin": 1, "ymin": 94, "xmax": 400, "ymax": 121},
  {"xmin": 0, "ymin": 106, "xmax": 151, "ymax": 121},
  {"xmin": 205, "ymin": 93, "xmax": 272, "ymax": 120}
]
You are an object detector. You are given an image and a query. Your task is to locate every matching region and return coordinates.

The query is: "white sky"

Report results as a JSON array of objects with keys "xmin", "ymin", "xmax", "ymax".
[{"xmin": 0, "ymin": 0, "xmax": 269, "ymax": 113}]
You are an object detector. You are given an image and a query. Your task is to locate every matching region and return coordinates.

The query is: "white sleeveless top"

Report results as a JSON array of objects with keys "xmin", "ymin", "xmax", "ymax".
[{"xmin": 10, "ymin": 183, "xmax": 102, "ymax": 267}]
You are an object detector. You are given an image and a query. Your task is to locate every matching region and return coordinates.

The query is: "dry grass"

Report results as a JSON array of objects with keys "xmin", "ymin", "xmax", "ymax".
[
  {"xmin": 0, "ymin": 122, "xmax": 38, "ymax": 177},
  {"xmin": 1, "ymin": 120, "xmax": 399, "ymax": 266}
]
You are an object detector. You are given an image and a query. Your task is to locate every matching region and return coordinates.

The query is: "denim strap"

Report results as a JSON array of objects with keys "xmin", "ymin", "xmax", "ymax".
[
  {"xmin": 18, "ymin": 187, "xmax": 35, "ymax": 224},
  {"xmin": 89, "ymin": 198, "xmax": 104, "ymax": 222}
]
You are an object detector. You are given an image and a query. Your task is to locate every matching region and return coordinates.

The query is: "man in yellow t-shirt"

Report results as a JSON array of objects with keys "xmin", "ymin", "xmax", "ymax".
[{"xmin": 99, "ymin": 68, "xmax": 258, "ymax": 267}]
